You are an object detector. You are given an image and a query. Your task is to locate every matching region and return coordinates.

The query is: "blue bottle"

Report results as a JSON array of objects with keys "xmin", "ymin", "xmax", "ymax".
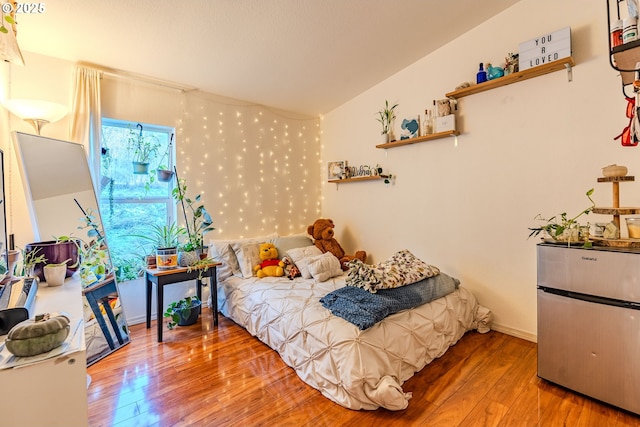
[{"xmin": 476, "ymin": 63, "xmax": 487, "ymax": 84}]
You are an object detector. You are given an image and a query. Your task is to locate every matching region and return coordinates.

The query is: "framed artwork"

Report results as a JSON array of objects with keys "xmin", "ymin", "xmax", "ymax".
[
  {"xmin": 400, "ymin": 116, "xmax": 420, "ymax": 140},
  {"xmin": 327, "ymin": 161, "xmax": 346, "ymax": 180}
]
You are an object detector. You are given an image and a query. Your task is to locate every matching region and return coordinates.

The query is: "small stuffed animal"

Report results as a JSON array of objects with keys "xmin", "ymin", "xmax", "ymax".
[
  {"xmin": 282, "ymin": 256, "xmax": 301, "ymax": 280},
  {"xmin": 254, "ymin": 243, "xmax": 285, "ymax": 278},
  {"xmin": 307, "ymin": 218, "xmax": 366, "ymax": 271}
]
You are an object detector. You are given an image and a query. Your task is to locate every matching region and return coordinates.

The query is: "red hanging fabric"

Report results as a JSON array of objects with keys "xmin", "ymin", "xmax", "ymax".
[{"xmin": 614, "ymin": 96, "xmax": 639, "ymax": 147}]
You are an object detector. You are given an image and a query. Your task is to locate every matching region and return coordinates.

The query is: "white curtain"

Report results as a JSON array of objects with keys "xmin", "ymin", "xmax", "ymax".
[{"xmin": 70, "ymin": 66, "xmax": 102, "ymax": 190}]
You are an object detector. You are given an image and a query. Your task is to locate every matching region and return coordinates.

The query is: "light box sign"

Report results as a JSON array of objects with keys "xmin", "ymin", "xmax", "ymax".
[{"xmin": 518, "ymin": 27, "xmax": 571, "ymax": 71}]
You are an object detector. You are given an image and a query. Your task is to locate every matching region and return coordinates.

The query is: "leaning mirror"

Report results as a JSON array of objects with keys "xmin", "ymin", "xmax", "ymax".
[{"xmin": 12, "ymin": 131, "xmax": 130, "ymax": 365}]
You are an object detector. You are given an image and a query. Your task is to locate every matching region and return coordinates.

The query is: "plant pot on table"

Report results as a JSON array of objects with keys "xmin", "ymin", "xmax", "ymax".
[{"xmin": 25, "ymin": 240, "xmax": 79, "ymax": 281}]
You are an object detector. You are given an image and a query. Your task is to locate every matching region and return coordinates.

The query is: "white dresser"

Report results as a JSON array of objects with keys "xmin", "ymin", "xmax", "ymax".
[{"xmin": 0, "ymin": 277, "xmax": 88, "ymax": 427}]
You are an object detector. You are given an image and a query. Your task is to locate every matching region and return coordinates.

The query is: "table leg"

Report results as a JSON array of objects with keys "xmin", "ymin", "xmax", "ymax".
[
  {"xmin": 102, "ymin": 297, "xmax": 125, "ymax": 345},
  {"xmin": 145, "ymin": 274, "xmax": 152, "ymax": 329},
  {"xmin": 196, "ymin": 277, "xmax": 203, "ymax": 314},
  {"xmin": 85, "ymin": 294, "xmax": 116, "ymax": 350},
  {"xmin": 157, "ymin": 278, "xmax": 163, "ymax": 343},
  {"xmin": 211, "ymin": 267, "xmax": 218, "ymax": 326}
]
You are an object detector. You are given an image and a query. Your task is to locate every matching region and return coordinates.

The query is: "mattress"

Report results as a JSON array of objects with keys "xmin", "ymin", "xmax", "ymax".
[{"xmin": 217, "ymin": 273, "xmax": 492, "ymax": 410}]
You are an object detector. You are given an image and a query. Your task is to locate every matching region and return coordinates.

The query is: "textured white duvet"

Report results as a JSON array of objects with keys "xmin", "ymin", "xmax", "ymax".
[{"xmin": 217, "ymin": 273, "xmax": 492, "ymax": 410}]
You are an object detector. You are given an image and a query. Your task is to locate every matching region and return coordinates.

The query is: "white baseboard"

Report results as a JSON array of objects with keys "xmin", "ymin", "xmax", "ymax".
[{"xmin": 491, "ymin": 322, "xmax": 537, "ymax": 343}]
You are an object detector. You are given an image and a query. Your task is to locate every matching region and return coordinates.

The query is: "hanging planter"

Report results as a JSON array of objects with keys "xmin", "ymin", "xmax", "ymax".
[
  {"xmin": 157, "ymin": 168, "xmax": 174, "ymax": 182},
  {"xmin": 132, "ymin": 161, "xmax": 150, "ymax": 174},
  {"xmin": 155, "ymin": 133, "xmax": 175, "ymax": 182},
  {"xmin": 128, "ymin": 123, "xmax": 160, "ymax": 175}
]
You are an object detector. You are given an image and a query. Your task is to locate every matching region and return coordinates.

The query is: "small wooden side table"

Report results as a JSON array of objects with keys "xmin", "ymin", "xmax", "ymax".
[
  {"xmin": 145, "ymin": 263, "xmax": 219, "ymax": 342},
  {"xmin": 82, "ymin": 274, "xmax": 127, "ymax": 350}
]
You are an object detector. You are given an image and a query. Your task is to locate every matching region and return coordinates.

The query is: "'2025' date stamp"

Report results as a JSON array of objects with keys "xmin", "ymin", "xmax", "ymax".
[{"xmin": 1, "ymin": 3, "xmax": 46, "ymax": 13}]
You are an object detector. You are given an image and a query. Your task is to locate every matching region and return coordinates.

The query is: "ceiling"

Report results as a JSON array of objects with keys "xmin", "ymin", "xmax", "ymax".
[{"xmin": 14, "ymin": 0, "xmax": 520, "ymax": 116}]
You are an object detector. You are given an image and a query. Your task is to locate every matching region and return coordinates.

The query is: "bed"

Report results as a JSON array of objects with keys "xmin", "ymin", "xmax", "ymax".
[{"xmin": 211, "ymin": 233, "xmax": 492, "ymax": 411}]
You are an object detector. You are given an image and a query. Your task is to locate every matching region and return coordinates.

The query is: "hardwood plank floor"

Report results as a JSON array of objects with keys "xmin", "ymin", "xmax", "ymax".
[{"xmin": 87, "ymin": 310, "xmax": 640, "ymax": 427}]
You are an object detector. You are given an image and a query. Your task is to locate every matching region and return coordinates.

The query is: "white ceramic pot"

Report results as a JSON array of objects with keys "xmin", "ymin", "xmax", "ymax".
[{"xmin": 43, "ymin": 264, "xmax": 67, "ymax": 287}]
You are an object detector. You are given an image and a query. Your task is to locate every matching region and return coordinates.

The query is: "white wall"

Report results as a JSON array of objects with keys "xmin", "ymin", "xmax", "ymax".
[
  {"xmin": 321, "ymin": 0, "xmax": 631, "ymax": 341},
  {"xmin": 0, "ymin": 52, "xmax": 73, "ymax": 248}
]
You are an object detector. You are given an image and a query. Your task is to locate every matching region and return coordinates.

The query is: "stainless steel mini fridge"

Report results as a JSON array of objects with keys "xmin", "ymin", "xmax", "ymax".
[{"xmin": 537, "ymin": 243, "xmax": 640, "ymax": 415}]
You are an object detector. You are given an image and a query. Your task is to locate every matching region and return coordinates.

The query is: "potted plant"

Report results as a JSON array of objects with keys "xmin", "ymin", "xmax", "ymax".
[
  {"xmin": 64, "ymin": 204, "xmax": 113, "ymax": 287},
  {"xmin": 178, "ymin": 240, "xmax": 200, "ymax": 267},
  {"xmin": 172, "ymin": 174, "xmax": 215, "ymax": 257},
  {"xmin": 43, "ymin": 259, "xmax": 71, "ymax": 287},
  {"xmin": 128, "ymin": 123, "xmax": 160, "ymax": 174},
  {"xmin": 154, "ymin": 135, "xmax": 175, "ymax": 182},
  {"xmin": 24, "ymin": 239, "xmax": 79, "ymax": 281},
  {"xmin": 19, "ymin": 247, "xmax": 47, "ymax": 278},
  {"xmin": 164, "ymin": 295, "xmax": 201, "ymax": 330},
  {"xmin": 133, "ymin": 222, "xmax": 186, "ymax": 270},
  {"xmin": 376, "ymin": 100, "xmax": 398, "ymax": 143},
  {"xmin": 528, "ymin": 188, "xmax": 595, "ymax": 246},
  {"xmin": 5, "ymin": 249, "xmax": 19, "ymax": 280}
]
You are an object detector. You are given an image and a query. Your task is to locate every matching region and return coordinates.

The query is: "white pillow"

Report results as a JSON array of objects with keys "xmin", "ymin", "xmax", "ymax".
[
  {"xmin": 272, "ymin": 233, "xmax": 313, "ymax": 258},
  {"xmin": 235, "ymin": 242, "xmax": 262, "ymax": 278},
  {"xmin": 208, "ymin": 240, "xmax": 238, "ymax": 281},
  {"xmin": 307, "ymin": 252, "xmax": 342, "ymax": 282},
  {"xmin": 286, "ymin": 245, "xmax": 323, "ymax": 279},
  {"xmin": 228, "ymin": 233, "xmax": 277, "ymax": 277}
]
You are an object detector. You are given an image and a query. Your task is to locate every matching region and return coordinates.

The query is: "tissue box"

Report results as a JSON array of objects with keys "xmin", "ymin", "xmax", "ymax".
[{"xmin": 435, "ymin": 114, "xmax": 455, "ymax": 133}]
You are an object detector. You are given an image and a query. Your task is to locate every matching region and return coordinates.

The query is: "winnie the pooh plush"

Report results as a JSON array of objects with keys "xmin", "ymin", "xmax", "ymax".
[
  {"xmin": 254, "ymin": 243, "xmax": 285, "ymax": 278},
  {"xmin": 307, "ymin": 218, "xmax": 366, "ymax": 270}
]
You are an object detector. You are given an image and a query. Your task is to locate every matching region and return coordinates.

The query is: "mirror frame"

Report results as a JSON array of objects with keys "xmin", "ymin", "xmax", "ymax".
[{"xmin": 12, "ymin": 131, "xmax": 130, "ymax": 365}]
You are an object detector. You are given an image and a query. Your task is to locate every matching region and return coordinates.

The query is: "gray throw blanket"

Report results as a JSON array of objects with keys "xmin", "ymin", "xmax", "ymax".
[{"xmin": 320, "ymin": 273, "xmax": 460, "ymax": 330}]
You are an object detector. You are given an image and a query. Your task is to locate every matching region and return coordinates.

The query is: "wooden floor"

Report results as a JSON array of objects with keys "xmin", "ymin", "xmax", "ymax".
[{"xmin": 87, "ymin": 310, "xmax": 640, "ymax": 427}]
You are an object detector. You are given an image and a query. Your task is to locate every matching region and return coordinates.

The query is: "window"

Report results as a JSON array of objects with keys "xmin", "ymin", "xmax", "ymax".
[{"xmin": 99, "ymin": 119, "xmax": 175, "ymax": 280}]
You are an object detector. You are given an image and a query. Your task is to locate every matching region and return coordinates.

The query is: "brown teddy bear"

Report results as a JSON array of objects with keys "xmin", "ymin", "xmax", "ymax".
[{"xmin": 307, "ymin": 218, "xmax": 366, "ymax": 270}]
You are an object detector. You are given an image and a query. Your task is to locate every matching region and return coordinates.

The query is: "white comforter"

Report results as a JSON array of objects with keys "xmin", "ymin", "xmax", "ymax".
[{"xmin": 217, "ymin": 273, "xmax": 491, "ymax": 410}]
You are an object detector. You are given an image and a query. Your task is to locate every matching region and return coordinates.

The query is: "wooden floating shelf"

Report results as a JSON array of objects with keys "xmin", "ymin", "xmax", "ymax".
[
  {"xmin": 445, "ymin": 57, "xmax": 575, "ymax": 99},
  {"xmin": 597, "ymin": 176, "xmax": 635, "ymax": 182},
  {"xmin": 375, "ymin": 130, "xmax": 460, "ymax": 149},
  {"xmin": 592, "ymin": 237, "xmax": 640, "ymax": 249},
  {"xmin": 328, "ymin": 175, "xmax": 389, "ymax": 184},
  {"xmin": 593, "ymin": 207, "xmax": 640, "ymax": 215}
]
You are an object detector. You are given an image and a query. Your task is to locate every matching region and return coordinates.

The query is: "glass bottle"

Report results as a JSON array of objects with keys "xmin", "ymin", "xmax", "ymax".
[
  {"xmin": 476, "ymin": 63, "xmax": 487, "ymax": 84},
  {"xmin": 422, "ymin": 109, "xmax": 433, "ymax": 135}
]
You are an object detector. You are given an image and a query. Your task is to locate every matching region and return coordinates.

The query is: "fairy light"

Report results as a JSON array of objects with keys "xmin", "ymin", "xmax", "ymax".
[{"xmin": 174, "ymin": 92, "xmax": 321, "ymax": 239}]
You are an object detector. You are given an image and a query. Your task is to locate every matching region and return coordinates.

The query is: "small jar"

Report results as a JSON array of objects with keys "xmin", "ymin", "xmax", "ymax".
[
  {"xmin": 623, "ymin": 16, "xmax": 637, "ymax": 44},
  {"xmin": 626, "ymin": 218, "xmax": 640, "ymax": 238},
  {"xmin": 611, "ymin": 19, "xmax": 623, "ymax": 47}
]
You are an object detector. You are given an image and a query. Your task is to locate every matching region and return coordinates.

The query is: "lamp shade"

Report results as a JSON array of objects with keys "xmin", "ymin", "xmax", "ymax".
[{"xmin": 4, "ymin": 99, "xmax": 68, "ymax": 134}]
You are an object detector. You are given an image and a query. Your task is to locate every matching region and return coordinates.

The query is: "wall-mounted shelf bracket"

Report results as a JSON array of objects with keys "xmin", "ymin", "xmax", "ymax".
[{"xmin": 565, "ymin": 63, "xmax": 573, "ymax": 82}]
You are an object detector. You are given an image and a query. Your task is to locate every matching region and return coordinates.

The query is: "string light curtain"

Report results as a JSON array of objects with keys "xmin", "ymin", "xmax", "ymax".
[{"xmin": 176, "ymin": 90, "xmax": 321, "ymax": 239}]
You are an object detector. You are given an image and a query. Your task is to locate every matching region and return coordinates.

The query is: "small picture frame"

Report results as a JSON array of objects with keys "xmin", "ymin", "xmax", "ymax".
[
  {"xmin": 327, "ymin": 161, "xmax": 346, "ymax": 180},
  {"xmin": 400, "ymin": 116, "xmax": 420, "ymax": 140}
]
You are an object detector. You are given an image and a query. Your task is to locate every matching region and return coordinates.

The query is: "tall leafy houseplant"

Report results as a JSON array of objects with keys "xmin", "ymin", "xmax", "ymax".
[{"xmin": 172, "ymin": 172, "xmax": 214, "ymax": 255}]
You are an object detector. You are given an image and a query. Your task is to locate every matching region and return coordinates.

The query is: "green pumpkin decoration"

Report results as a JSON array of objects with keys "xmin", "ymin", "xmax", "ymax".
[{"xmin": 5, "ymin": 313, "xmax": 70, "ymax": 357}]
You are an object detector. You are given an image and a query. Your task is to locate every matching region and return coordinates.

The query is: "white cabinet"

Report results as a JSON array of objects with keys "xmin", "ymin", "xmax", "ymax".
[{"xmin": 0, "ymin": 277, "xmax": 88, "ymax": 427}]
